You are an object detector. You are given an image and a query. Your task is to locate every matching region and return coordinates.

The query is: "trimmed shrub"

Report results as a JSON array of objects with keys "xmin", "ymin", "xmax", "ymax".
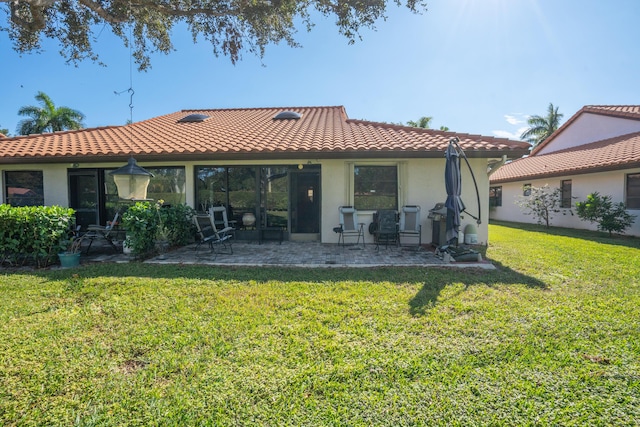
[
  {"xmin": 576, "ymin": 192, "xmax": 636, "ymax": 236},
  {"xmin": 0, "ymin": 204, "xmax": 75, "ymax": 267}
]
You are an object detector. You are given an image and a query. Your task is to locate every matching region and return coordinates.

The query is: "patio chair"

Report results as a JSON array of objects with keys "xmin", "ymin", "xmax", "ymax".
[
  {"xmin": 334, "ymin": 206, "xmax": 365, "ymax": 248},
  {"xmin": 193, "ymin": 214, "xmax": 233, "ymax": 258},
  {"xmin": 83, "ymin": 211, "xmax": 122, "ymax": 254},
  {"xmin": 374, "ymin": 209, "xmax": 399, "ymax": 250},
  {"xmin": 398, "ymin": 205, "xmax": 422, "ymax": 247},
  {"xmin": 208, "ymin": 206, "xmax": 236, "ymax": 238}
]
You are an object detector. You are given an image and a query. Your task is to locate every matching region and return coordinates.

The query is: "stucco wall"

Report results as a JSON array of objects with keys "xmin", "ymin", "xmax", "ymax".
[
  {"xmin": 2, "ymin": 157, "xmax": 494, "ymax": 245},
  {"xmin": 320, "ymin": 157, "xmax": 491, "ymax": 245},
  {"xmin": 0, "ymin": 163, "xmax": 70, "ymax": 207},
  {"xmin": 489, "ymin": 168, "xmax": 640, "ymax": 236},
  {"xmin": 536, "ymin": 113, "xmax": 640, "ymax": 155}
]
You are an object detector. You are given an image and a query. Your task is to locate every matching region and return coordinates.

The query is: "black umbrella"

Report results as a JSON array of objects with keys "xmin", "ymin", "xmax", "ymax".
[{"xmin": 444, "ymin": 140, "xmax": 465, "ymax": 245}]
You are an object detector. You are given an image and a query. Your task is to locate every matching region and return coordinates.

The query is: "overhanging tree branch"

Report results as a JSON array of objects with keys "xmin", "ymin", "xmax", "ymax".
[{"xmin": 1, "ymin": 0, "xmax": 426, "ymax": 70}]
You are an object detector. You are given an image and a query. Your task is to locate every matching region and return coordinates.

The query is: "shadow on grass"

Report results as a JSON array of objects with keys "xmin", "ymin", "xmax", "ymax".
[
  {"xmin": 491, "ymin": 220, "xmax": 640, "ymax": 250},
  {"xmin": 407, "ymin": 261, "xmax": 547, "ymax": 316},
  {"xmin": 8, "ymin": 246, "xmax": 546, "ymax": 318}
]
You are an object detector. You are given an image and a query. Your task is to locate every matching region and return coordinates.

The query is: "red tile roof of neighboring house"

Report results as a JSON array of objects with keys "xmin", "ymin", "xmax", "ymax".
[
  {"xmin": 0, "ymin": 106, "xmax": 530, "ymax": 164},
  {"xmin": 531, "ymin": 105, "xmax": 640, "ymax": 155},
  {"xmin": 490, "ymin": 132, "xmax": 640, "ymax": 183}
]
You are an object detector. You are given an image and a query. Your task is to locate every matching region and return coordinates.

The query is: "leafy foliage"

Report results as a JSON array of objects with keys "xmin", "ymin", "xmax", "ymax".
[
  {"xmin": 3, "ymin": 0, "xmax": 427, "ymax": 71},
  {"xmin": 16, "ymin": 91, "xmax": 85, "ymax": 135},
  {"xmin": 121, "ymin": 201, "xmax": 195, "ymax": 257},
  {"xmin": 520, "ymin": 102, "xmax": 563, "ymax": 148},
  {"xmin": 516, "ymin": 184, "xmax": 569, "ymax": 228},
  {"xmin": 406, "ymin": 116, "xmax": 432, "ymax": 128},
  {"xmin": 158, "ymin": 202, "xmax": 197, "ymax": 246},
  {"xmin": 0, "ymin": 204, "xmax": 75, "ymax": 267},
  {"xmin": 575, "ymin": 192, "xmax": 636, "ymax": 236}
]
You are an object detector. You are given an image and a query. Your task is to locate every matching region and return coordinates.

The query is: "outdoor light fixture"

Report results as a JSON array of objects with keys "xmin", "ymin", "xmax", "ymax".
[{"xmin": 109, "ymin": 157, "xmax": 154, "ymax": 200}]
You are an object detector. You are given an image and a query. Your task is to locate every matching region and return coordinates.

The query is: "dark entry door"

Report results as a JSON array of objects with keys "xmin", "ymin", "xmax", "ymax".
[
  {"xmin": 69, "ymin": 170, "xmax": 101, "ymax": 229},
  {"xmin": 291, "ymin": 169, "xmax": 320, "ymax": 235}
]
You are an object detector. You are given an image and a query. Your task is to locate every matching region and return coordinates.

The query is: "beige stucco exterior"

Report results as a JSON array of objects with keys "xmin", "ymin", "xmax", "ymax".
[
  {"xmin": 535, "ymin": 113, "xmax": 640, "ymax": 155},
  {"xmin": 489, "ymin": 168, "xmax": 640, "ymax": 237},
  {"xmin": 2, "ymin": 156, "xmax": 495, "ymax": 245}
]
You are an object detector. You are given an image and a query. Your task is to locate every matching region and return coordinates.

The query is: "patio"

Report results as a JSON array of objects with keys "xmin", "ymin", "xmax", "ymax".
[{"xmin": 80, "ymin": 240, "xmax": 492, "ymax": 268}]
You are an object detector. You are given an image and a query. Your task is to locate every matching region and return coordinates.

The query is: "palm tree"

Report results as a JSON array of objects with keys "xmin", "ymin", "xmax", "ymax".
[
  {"xmin": 406, "ymin": 116, "xmax": 433, "ymax": 129},
  {"xmin": 17, "ymin": 91, "xmax": 85, "ymax": 135},
  {"xmin": 520, "ymin": 103, "xmax": 564, "ymax": 148}
]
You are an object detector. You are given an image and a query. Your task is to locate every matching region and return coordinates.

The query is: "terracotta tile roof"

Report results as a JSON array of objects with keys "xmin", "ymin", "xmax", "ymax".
[
  {"xmin": 0, "ymin": 106, "xmax": 530, "ymax": 163},
  {"xmin": 531, "ymin": 105, "xmax": 640, "ymax": 155},
  {"xmin": 490, "ymin": 132, "xmax": 640, "ymax": 183}
]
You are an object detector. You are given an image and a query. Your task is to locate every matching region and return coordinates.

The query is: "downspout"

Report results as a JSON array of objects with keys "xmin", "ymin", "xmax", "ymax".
[{"xmin": 487, "ymin": 155, "xmax": 507, "ymax": 177}]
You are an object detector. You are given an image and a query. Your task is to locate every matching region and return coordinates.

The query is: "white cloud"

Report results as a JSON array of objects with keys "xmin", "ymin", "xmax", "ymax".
[
  {"xmin": 493, "ymin": 130, "xmax": 519, "ymax": 139},
  {"xmin": 492, "ymin": 126, "xmax": 529, "ymax": 140},
  {"xmin": 504, "ymin": 113, "xmax": 527, "ymax": 125}
]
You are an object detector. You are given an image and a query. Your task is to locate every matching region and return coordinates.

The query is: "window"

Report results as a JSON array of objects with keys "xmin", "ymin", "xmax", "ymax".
[
  {"xmin": 145, "ymin": 167, "xmax": 186, "ymax": 205},
  {"xmin": 4, "ymin": 171, "xmax": 44, "ymax": 206},
  {"xmin": 560, "ymin": 179, "xmax": 572, "ymax": 208},
  {"xmin": 523, "ymin": 183, "xmax": 531, "ymax": 196},
  {"xmin": 627, "ymin": 173, "xmax": 640, "ymax": 209},
  {"xmin": 489, "ymin": 186, "xmax": 502, "ymax": 207},
  {"xmin": 103, "ymin": 166, "xmax": 186, "ymax": 221},
  {"xmin": 353, "ymin": 165, "xmax": 398, "ymax": 210},
  {"xmin": 195, "ymin": 165, "xmax": 293, "ymax": 231}
]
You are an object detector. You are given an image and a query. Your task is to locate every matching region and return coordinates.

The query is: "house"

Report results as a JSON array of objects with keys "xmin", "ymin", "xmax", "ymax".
[
  {"xmin": 490, "ymin": 105, "xmax": 640, "ymax": 236},
  {"xmin": 0, "ymin": 106, "xmax": 529, "ymax": 245}
]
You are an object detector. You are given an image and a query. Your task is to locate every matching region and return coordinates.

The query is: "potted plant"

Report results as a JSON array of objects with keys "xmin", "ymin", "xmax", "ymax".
[
  {"xmin": 58, "ymin": 230, "xmax": 85, "ymax": 268},
  {"xmin": 155, "ymin": 225, "xmax": 171, "ymax": 258}
]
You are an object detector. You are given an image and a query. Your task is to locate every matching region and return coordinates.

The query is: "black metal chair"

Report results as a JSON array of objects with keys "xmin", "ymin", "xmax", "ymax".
[
  {"xmin": 193, "ymin": 214, "xmax": 233, "ymax": 258},
  {"xmin": 374, "ymin": 209, "xmax": 399, "ymax": 250},
  {"xmin": 84, "ymin": 211, "xmax": 123, "ymax": 254}
]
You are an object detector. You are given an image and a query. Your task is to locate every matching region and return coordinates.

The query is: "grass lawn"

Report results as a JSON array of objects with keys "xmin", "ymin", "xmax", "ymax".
[{"xmin": 1, "ymin": 222, "xmax": 639, "ymax": 426}]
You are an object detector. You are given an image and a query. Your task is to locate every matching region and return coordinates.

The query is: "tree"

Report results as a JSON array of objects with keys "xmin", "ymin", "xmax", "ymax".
[
  {"xmin": 2, "ymin": 0, "xmax": 427, "ymax": 71},
  {"xmin": 575, "ymin": 192, "xmax": 636, "ymax": 236},
  {"xmin": 516, "ymin": 185, "xmax": 568, "ymax": 228},
  {"xmin": 406, "ymin": 116, "xmax": 432, "ymax": 129},
  {"xmin": 0, "ymin": 126, "xmax": 9, "ymax": 136},
  {"xmin": 16, "ymin": 91, "xmax": 85, "ymax": 135},
  {"xmin": 520, "ymin": 103, "xmax": 564, "ymax": 148}
]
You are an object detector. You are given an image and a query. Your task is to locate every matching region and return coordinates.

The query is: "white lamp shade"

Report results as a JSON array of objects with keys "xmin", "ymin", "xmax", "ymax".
[
  {"xmin": 109, "ymin": 158, "xmax": 154, "ymax": 200},
  {"xmin": 113, "ymin": 174, "xmax": 151, "ymax": 200}
]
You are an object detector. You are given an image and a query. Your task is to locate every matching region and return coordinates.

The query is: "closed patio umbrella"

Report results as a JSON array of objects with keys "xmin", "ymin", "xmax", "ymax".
[{"xmin": 444, "ymin": 139, "xmax": 465, "ymax": 245}]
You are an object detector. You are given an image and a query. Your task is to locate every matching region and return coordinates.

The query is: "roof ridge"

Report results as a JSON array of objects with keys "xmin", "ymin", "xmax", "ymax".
[
  {"xmin": 0, "ymin": 125, "xmax": 124, "ymax": 140},
  {"xmin": 347, "ymin": 118, "xmax": 528, "ymax": 144},
  {"xmin": 535, "ymin": 130, "xmax": 640, "ymax": 156},
  {"xmin": 584, "ymin": 104, "xmax": 640, "ymax": 108},
  {"xmin": 491, "ymin": 131, "xmax": 640, "ymax": 183},
  {"xmin": 178, "ymin": 105, "xmax": 346, "ymax": 113}
]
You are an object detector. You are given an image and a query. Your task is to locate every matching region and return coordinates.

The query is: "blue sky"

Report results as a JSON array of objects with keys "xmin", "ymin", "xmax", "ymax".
[{"xmin": 1, "ymin": 0, "xmax": 639, "ymax": 139}]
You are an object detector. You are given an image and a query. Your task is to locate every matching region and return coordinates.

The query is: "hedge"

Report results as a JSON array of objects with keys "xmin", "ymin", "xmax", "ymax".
[{"xmin": 0, "ymin": 204, "xmax": 75, "ymax": 268}]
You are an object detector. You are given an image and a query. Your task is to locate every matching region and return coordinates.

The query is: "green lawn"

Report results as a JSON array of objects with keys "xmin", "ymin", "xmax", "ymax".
[{"xmin": 1, "ymin": 222, "xmax": 639, "ymax": 426}]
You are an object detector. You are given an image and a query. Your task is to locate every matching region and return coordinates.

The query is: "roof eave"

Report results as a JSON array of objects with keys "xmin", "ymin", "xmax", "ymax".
[
  {"xmin": 0, "ymin": 147, "xmax": 531, "ymax": 165},
  {"xmin": 491, "ymin": 160, "xmax": 640, "ymax": 184}
]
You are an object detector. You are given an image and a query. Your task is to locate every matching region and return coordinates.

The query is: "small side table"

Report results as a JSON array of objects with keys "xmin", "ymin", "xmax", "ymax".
[{"xmin": 259, "ymin": 227, "xmax": 284, "ymax": 244}]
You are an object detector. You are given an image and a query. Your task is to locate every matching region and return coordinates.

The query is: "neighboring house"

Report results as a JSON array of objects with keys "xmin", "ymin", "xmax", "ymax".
[
  {"xmin": 0, "ymin": 106, "xmax": 529, "ymax": 245},
  {"xmin": 490, "ymin": 105, "xmax": 640, "ymax": 236}
]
